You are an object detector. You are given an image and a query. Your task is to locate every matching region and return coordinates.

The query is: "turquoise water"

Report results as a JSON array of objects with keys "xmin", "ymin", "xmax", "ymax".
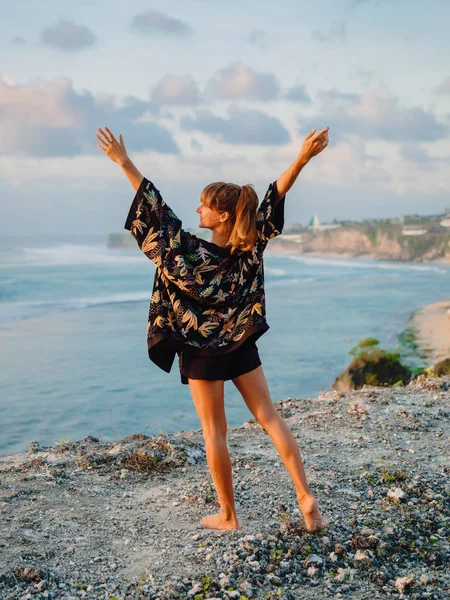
[{"xmin": 1, "ymin": 234, "xmax": 450, "ymax": 457}]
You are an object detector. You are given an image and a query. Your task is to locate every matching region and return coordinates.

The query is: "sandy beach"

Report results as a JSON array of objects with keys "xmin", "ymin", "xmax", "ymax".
[{"xmin": 410, "ymin": 300, "xmax": 450, "ymax": 365}]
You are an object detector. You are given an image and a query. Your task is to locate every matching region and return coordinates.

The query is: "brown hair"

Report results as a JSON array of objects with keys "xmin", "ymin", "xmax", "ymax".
[{"xmin": 200, "ymin": 182, "xmax": 259, "ymax": 255}]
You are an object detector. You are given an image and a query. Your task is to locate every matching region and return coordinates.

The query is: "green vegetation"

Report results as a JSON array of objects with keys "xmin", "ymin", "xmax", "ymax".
[
  {"xmin": 54, "ymin": 437, "xmax": 74, "ymax": 446},
  {"xmin": 334, "ymin": 338, "xmax": 413, "ymax": 390},
  {"xmin": 401, "ymin": 232, "xmax": 448, "ymax": 258}
]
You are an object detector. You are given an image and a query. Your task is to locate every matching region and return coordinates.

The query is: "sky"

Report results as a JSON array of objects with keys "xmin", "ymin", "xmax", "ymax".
[{"xmin": 1, "ymin": 0, "xmax": 450, "ymax": 235}]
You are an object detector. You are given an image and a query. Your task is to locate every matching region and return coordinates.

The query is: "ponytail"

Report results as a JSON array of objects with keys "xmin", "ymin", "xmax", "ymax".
[{"xmin": 228, "ymin": 184, "xmax": 259, "ymax": 254}]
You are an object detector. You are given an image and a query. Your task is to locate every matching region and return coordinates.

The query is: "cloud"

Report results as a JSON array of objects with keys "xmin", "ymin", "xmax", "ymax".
[
  {"xmin": 301, "ymin": 83, "xmax": 448, "ymax": 144},
  {"xmin": 113, "ymin": 96, "xmax": 153, "ymax": 120},
  {"xmin": 180, "ymin": 105, "xmax": 290, "ymax": 145},
  {"xmin": 0, "ymin": 76, "xmax": 180, "ymax": 158},
  {"xmin": 266, "ymin": 130, "xmax": 450, "ymax": 199},
  {"xmin": 284, "ymin": 84, "xmax": 312, "ymax": 104},
  {"xmin": 399, "ymin": 145, "xmax": 450, "ymax": 172},
  {"xmin": 316, "ymin": 88, "xmax": 360, "ymax": 104},
  {"xmin": 248, "ymin": 29, "xmax": 269, "ymax": 49},
  {"xmin": 131, "ymin": 10, "xmax": 192, "ymax": 37},
  {"xmin": 40, "ymin": 20, "xmax": 96, "ymax": 51},
  {"xmin": 399, "ymin": 144, "xmax": 434, "ymax": 167},
  {"xmin": 435, "ymin": 76, "xmax": 450, "ymax": 95},
  {"xmin": 150, "ymin": 74, "xmax": 200, "ymax": 106},
  {"xmin": 312, "ymin": 21, "xmax": 346, "ymax": 44},
  {"xmin": 205, "ymin": 61, "xmax": 280, "ymax": 102},
  {"xmin": 9, "ymin": 36, "xmax": 26, "ymax": 46},
  {"xmin": 190, "ymin": 138, "xmax": 203, "ymax": 151},
  {"xmin": 350, "ymin": 69, "xmax": 375, "ymax": 85}
]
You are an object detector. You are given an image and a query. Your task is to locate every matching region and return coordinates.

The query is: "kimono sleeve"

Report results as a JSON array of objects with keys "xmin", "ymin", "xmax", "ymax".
[
  {"xmin": 255, "ymin": 180, "xmax": 286, "ymax": 254},
  {"xmin": 124, "ymin": 177, "xmax": 188, "ymax": 266}
]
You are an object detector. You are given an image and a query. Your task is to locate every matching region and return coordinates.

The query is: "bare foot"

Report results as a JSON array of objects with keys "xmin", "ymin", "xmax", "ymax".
[
  {"xmin": 200, "ymin": 512, "xmax": 241, "ymax": 530},
  {"xmin": 297, "ymin": 493, "xmax": 328, "ymax": 533}
]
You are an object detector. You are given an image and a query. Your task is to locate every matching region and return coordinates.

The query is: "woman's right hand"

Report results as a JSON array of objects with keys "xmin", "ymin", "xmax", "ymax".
[
  {"xmin": 298, "ymin": 127, "xmax": 329, "ymax": 163},
  {"xmin": 96, "ymin": 126, "xmax": 129, "ymax": 166}
]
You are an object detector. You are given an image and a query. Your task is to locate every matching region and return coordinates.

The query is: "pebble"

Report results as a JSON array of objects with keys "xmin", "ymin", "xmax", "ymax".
[
  {"xmin": 395, "ymin": 574, "xmax": 414, "ymax": 593},
  {"xmin": 304, "ymin": 553, "xmax": 324, "ymax": 567},
  {"xmin": 387, "ymin": 487, "xmax": 406, "ymax": 502}
]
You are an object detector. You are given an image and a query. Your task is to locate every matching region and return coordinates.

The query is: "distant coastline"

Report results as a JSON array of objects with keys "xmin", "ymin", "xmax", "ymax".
[
  {"xmin": 265, "ymin": 243, "xmax": 450, "ymax": 266},
  {"xmin": 109, "ymin": 226, "xmax": 450, "ymax": 265}
]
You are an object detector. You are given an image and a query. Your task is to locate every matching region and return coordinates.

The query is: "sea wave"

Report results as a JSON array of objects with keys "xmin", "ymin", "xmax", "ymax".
[
  {"xmin": 285, "ymin": 254, "xmax": 448, "ymax": 274},
  {"xmin": 266, "ymin": 277, "xmax": 315, "ymax": 288},
  {"xmin": 0, "ymin": 291, "xmax": 151, "ymax": 323},
  {"xmin": 15, "ymin": 244, "xmax": 143, "ymax": 267},
  {"xmin": 265, "ymin": 267, "xmax": 288, "ymax": 277},
  {"xmin": 0, "ymin": 274, "xmax": 317, "ymax": 322}
]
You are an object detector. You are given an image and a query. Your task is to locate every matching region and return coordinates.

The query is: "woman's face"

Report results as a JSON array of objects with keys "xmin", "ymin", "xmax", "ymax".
[{"xmin": 196, "ymin": 200, "xmax": 228, "ymax": 230}]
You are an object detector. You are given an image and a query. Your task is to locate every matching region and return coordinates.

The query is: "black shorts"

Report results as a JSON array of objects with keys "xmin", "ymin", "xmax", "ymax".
[{"xmin": 177, "ymin": 336, "xmax": 262, "ymax": 385}]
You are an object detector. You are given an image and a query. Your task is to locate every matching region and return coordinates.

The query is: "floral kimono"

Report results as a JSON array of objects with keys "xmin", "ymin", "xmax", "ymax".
[{"xmin": 124, "ymin": 176, "xmax": 285, "ymax": 374}]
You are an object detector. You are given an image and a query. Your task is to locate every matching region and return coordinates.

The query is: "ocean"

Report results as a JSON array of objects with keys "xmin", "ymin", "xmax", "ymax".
[{"xmin": 1, "ymin": 234, "xmax": 450, "ymax": 458}]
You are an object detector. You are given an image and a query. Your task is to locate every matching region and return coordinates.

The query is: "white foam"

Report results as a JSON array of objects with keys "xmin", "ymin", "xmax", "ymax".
[
  {"xmin": 265, "ymin": 267, "xmax": 288, "ymax": 277},
  {"xmin": 18, "ymin": 243, "xmax": 143, "ymax": 267},
  {"xmin": 285, "ymin": 254, "xmax": 448, "ymax": 274},
  {"xmin": 266, "ymin": 277, "xmax": 311, "ymax": 288},
  {"xmin": 0, "ymin": 291, "xmax": 150, "ymax": 323}
]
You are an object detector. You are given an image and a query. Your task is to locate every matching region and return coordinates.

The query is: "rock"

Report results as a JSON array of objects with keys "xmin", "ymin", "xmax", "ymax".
[
  {"xmin": 328, "ymin": 552, "xmax": 338, "ymax": 562},
  {"xmin": 238, "ymin": 580, "xmax": 254, "ymax": 596},
  {"xmin": 27, "ymin": 441, "xmax": 42, "ymax": 453},
  {"xmin": 354, "ymin": 549, "xmax": 371, "ymax": 565},
  {"xmin": 224, "ymin": 591, "xmax": 240, "ymax": 599},
  {"xmin": 387, "ymin": 487, "xmax": 406, "ymax": 502},
  {"xmin": 335, "ymin": 568, "xmax": 350, "ymax": 582},
  {"xmin": 334, "ymin": 543, "xmax": 346, "ymax": 555},
  {"xmin": 433, "ymin": 358, "xmax": 450, "ymax": 376},
  {"xmin": 304, "ymin": 554, "xmax": 323, "ymax": 568},
  {"xmin": 187, "ymin": 582, "xmax": 203, "ymax": 597},
  {"xmin": 394, "ymin": 574, "xmax": 414, "ymax": 593}
]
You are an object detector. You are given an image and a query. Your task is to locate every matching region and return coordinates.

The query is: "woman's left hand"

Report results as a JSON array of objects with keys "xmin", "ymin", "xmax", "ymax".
[{"xmin": 96, "ymin": 127, "xmax": 129, "ymax": 166}]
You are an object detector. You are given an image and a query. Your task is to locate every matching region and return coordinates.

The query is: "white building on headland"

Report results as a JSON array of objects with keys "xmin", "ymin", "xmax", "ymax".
[
  {"xmin": 440, "ymin": 218, "xmax": 450, "ymax": 230},
  {"xmin": 308, "ymin": 214, "xmax": 342, "ymax": 231},
  {"xmin": 402, "ymin": 225, "xmax": 428, "ymax": 236}
]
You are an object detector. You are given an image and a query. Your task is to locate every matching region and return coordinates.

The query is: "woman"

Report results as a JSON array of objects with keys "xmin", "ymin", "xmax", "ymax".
[{"xmin": 96, "ymin": 125, "xmax": 330, "ymax": 532}]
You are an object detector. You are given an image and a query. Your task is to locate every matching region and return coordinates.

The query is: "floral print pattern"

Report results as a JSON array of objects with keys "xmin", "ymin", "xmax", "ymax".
[{"xmin": 124, "ymin": 177, "xmax": 285, "ymax": 371}]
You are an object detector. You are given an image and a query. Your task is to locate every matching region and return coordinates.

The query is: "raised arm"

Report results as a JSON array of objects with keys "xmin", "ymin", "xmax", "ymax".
[
  {"xmin": 96, "ymin": 126, "xmax": 200, "ymax": 273},
  {"xmin": 96, "ymin": 126, "xmax": 143, "ymax": 191},
  {"xmin": 276, "ymin": 126, "xmax": 329, "ymax": 198}
]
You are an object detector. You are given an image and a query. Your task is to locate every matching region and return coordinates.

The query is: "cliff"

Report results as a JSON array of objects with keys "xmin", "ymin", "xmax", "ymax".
[
  {"xmin": 1, "ymin": 376, "xmax": 449, "ymax": 599},
  {"xmin": 268, "ymin": 226, "xmax": 450, "ymax": 264}
]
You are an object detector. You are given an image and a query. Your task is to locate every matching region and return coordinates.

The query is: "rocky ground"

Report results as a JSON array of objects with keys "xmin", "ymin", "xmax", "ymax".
[{"xmin": 0, "ymin": 375, "xmax": 449, "ymax": 600}]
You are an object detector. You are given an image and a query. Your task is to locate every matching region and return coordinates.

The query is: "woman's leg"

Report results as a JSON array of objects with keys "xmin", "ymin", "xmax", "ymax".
[
  {"xmin": 232, "ymin": 365, "xmax": 326, "ymax": 532},
  {"xmin": 188, "ymin": 377, "xmax": 240, "ymax": 530}
]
